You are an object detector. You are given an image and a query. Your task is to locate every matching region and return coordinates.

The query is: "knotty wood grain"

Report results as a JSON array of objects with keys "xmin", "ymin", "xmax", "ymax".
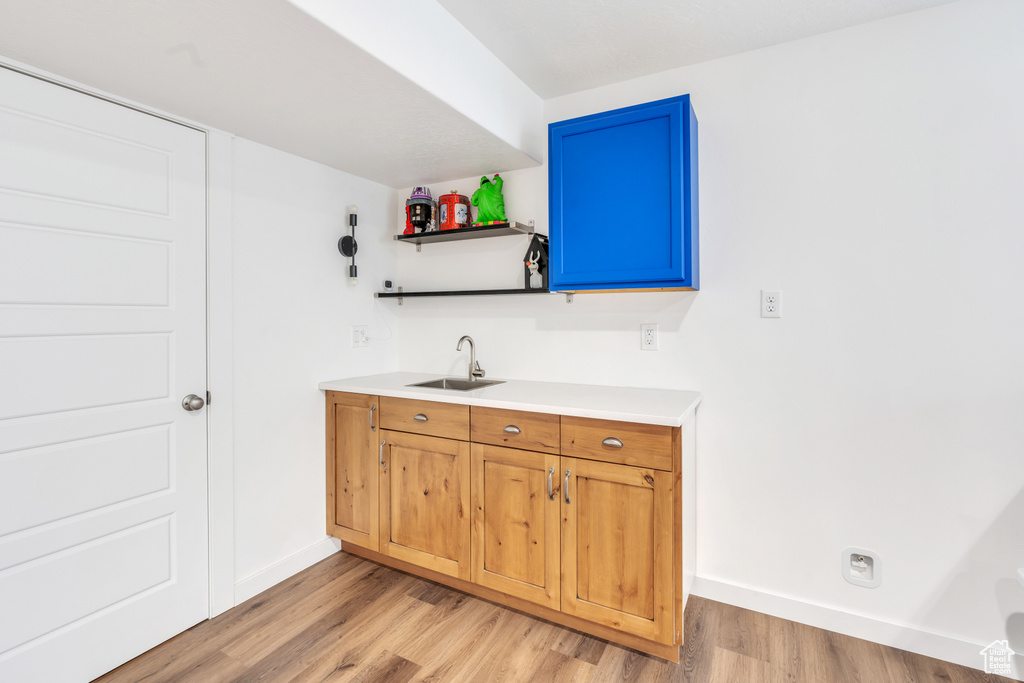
[
  {"xmin": 379, "ymin": 430, "xmax": 472, "ymax": 581},
  {"xmin": 561, "ymin": 415, "xmax": 674, "ymax": 471},
  {"xmin": 471, "ymin": 406, "xmax": 561, "ymax": 454},
  {"xmin": 470, "ymin": 443, "xmax": 561, "ymax": 609},
  {"xmin": 379, "ymin": 396, "xmax": 470, "ymax": 441},
  {"xmin": 561, "ymin": 457, "xmax": 674, "ymax": 645},
  {"xmin": 326, "ymin": 391, "xmax": 380, "ymax": 551}
]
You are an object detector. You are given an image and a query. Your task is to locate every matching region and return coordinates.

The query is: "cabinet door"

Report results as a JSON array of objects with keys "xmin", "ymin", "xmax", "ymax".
[
  {"xmin": 380, "ymin": 430, "xmax": 471, "ymax": 580},
  {"xmin": 326, "ymin": 391, "xmax": 380, "ymax": 551},
  {"xmin": 548, "ymin": 94, "xmax": 698, "ymax": 291},
  {"xmin": 561, "ymin": 457, "xmax": 674, "ymax": 644},
  {"xmin": 470, "ymin": 444, "xmax": 561, "ymax": 609}
]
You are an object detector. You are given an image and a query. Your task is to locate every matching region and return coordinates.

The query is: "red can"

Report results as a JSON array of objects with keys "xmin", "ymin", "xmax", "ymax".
[{"xmin": 437, "ymin": 191, "xmax": 471, "ymax": 231}]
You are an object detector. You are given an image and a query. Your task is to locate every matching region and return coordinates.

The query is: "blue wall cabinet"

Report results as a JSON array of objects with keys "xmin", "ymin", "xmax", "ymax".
[{"xmin": 548, "ymin": 95, "xmax": 698, "ymax": 291}]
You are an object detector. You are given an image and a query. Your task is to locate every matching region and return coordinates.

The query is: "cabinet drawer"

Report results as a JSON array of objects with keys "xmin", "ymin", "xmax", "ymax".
[
  {"xmin": 471, "ymin": 407, "xmax": 560, "ymax": 455},
  {"xmin": 561, "ymin": 416, "xmax": 673, "ymax": 471},
  {"xmin": 380, "ymin": 396, "xmax": 470, "ymax": 440}
]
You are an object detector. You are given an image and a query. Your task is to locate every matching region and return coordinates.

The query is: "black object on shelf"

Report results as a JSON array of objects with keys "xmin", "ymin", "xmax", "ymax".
[
  {"xmin": 523, "ymin": 234, "xmax": 549, "ymax": 291},
  {"xmin": 394, "ymin": 221, "xmax": 534, "ymax": 246}
]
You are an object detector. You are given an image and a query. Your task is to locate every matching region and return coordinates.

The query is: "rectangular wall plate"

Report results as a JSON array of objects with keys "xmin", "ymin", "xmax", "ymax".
[{"xmin": 761, "ymin": 290, "xmax": 782, "ymax": 318}]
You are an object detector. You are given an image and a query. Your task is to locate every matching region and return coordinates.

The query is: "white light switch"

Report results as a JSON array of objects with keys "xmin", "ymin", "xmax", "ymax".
[{"xmin": 352, "ymin": 325, "xmax": 369, "ymax": 347}]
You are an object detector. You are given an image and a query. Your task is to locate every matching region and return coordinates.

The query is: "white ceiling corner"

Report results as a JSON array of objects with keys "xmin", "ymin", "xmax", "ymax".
[{"xmin": 435, "ymin": 0, "xmax": 960, "ymax": 98}]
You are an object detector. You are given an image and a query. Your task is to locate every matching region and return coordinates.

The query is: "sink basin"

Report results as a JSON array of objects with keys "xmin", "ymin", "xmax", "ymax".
[{"xmin": 408, "ymin": 377, "xmax": 505, "ymax": 391}]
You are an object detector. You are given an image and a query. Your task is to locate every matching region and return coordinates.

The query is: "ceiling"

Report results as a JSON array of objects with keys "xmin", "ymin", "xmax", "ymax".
[
  {"xmin": 0, "ymin": 0, "xmax": 957, "ymax": 187},
  {"xmin": 0, "ymin": 0, "xmax": 539, "ymax": 188},
  {"xmin": 437, "ymin": 0, "xmax": 958, "ymax": 98}
]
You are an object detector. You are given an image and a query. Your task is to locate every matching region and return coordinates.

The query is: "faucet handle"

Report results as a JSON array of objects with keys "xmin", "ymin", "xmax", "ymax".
[{"xmin": 472, "ymin": 361, "xmax": 486, "ymax": 378}]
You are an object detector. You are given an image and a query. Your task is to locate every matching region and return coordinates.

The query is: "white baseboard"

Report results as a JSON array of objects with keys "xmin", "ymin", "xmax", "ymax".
[
  {"xmin": 690, "ymin": 577, "xmax": 1021, "ymax": 680},
  {"xmin": 233, "ymin": 537, "xmax": 341, "ymax": 606}
]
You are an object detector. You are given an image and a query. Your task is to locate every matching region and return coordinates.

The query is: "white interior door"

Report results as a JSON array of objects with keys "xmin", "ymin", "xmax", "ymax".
[{"xmin": 0, "ymin": 66, "xmax": 209, "ymax": 682}]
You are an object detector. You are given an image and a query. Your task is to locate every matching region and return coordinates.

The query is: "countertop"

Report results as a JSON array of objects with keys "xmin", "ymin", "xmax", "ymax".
[{"xmin": 318, "ymin": 372, "xmax": 701, "ymax": 427}]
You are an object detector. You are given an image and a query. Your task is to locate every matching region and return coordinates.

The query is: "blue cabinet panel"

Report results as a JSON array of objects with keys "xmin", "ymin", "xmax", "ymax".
[{"xmin": 549, "ymin": 95, "xmax": 698, "ymax": 291}]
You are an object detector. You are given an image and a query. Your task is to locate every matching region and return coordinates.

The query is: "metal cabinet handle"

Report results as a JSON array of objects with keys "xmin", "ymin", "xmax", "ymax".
[
  {"xmin": 369, "ymin": 404, "xmax": 376, "ymax": 432},
  {"xmin": 503, "ymin": 425, "xmax": 521, "ymax": 434},
  {"xmin": 602, "ymin": 437, "xmax": 624, "ymax": 448},
  {"xmin": 379, "ymin": 439, "xmax": 386, "ymax": 468},
  {"xmin": 564, "ymin": 470, "xmax": 571, "ymax": 504},
  {"xmin": 413, "ymin": 413, "xmax": 428, "ymax": 422},
  {"xmin": 547, "ymin": 467, "xmax": 555, "ymax": 500}
]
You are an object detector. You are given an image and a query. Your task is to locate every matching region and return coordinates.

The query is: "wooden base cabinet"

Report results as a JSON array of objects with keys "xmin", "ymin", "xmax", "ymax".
[
  {"xmin": 326, "ymin": 391, "xmax": 380, "ymax": 551},
  {"xmin": 471, "ymin": 447, "xmax": 674, "ymax": 644},
  {"xmin": 561, "ymin": 458, "xmax": 674, "ymax": 644},
  {"xmin": 326, "ymin": 391, "xmax": 690, "ymax": 661},
  {"xmin": 380, "ymin": 430, "xmax": 471, "ymax": 581},
  {"xmin": 470, "ymin": 444, "xmax": 561, "ymax": 609}
]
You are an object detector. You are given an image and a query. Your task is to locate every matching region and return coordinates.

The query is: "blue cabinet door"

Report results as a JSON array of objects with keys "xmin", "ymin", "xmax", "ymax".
[{"xmin": 549, "ymin": 95, "xmax": 698, "ymax": 290}]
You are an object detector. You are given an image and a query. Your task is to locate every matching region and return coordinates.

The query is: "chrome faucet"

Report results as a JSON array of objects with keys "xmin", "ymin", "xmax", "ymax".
[{"xmin": 456, "ymin": 335, "xmax": 485, "ymax": 382}]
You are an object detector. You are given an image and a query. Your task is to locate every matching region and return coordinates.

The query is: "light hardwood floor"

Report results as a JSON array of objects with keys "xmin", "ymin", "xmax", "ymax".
[{"xmin": 96, "ymin": 551, "xmax": 1013, "ymax": 682}]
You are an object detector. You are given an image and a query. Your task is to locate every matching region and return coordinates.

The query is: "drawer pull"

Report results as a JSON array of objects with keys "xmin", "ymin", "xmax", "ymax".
[
  {"xmin": 369, "ymin": 404, "xmax": 376, "ymax": 432},
  {"xmin": 547, "ymin": 467, "xmax": 555, "ymax": 500},
  {"xmin": 503, "ymin": 425, "xmax": 521, "ymax": 434},
  {"xmin": 413, "ymin": 413, "xmax": 428, "ymax": 422},
  {"xmin": 564, "ymin": 469, "xmax": 571, "ymax": 504},
  {"xmin": 602, "ymin": 437, "xmax": 624, "ymax": 448},
  {"xmin": 379, "ymin": 439, "xmax": 386, "ymax": 468}
]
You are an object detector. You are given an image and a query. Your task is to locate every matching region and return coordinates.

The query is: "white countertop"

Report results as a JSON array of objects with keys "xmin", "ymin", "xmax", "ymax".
[{"xmin": 318, "ymin": 372, "xmax": 701, "ymax": 427}]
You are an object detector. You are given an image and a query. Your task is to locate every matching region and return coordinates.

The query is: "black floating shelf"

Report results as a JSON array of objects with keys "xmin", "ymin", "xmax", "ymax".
[
  {"xmin": 394, "ymin": 221, "xmax": 533, "ymax": 245},
  {"xmin": 376, "ymin": 288, "xmax": 549, "ymax": 299}
]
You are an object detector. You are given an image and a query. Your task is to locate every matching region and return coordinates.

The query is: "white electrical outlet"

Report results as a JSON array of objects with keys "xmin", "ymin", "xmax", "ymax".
[
  {"xmin": 351, "ymin": 325, "xmax": 369, "ymax": 348},
  {"xmin": 761, "ymin": 290, "xmax": 782, "ymax": 318},
  {"xmin": 641, "ymin": 324, "xmax": 658, "ymax": 350}
]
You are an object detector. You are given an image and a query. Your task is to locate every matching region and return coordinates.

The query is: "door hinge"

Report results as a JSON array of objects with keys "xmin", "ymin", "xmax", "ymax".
[{"xmin": 206, "ymin": 390, "xmax": 211, "ymax": 406}]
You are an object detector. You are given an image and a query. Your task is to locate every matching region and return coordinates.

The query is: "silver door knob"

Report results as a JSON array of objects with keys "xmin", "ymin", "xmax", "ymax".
[{"xmin": 182, "ymin": 394, "xmax": 205, "ymax": 411}]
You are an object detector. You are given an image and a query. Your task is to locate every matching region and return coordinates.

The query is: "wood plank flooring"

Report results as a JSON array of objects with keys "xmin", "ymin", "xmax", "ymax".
[{"xmin": 96, "ymin": 551, "xmax": 1013, "ymax": 682}]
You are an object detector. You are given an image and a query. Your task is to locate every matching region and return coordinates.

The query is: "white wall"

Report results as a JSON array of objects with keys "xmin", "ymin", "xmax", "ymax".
[
  {"xmin": 394, "ymin": 0, "xmax": 1024, "ymax": 672},
  {"xmin": 230, "ymin": 138, "xmax": 400, "ymax": 599}
]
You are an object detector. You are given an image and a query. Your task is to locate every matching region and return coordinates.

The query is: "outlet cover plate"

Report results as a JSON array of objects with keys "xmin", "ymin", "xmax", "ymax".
[
  {"xmin": 761, "ymin": 290, "xmax": 782, "ymax": 318},
  {"xmin": 641, "ymin": 324, "xmax": 658, "ymax": 350}
]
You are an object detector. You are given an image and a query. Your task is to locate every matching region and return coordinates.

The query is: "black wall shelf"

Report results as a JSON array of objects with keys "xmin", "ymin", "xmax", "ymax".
[
  {"xmin": 376, "ymin": 288, "xmax": 549, "ymax": 300},
  {"xmin": 395, "ymin": 221, "xmax": 534, "ymax": 246},
  {"xmin": 383, "ymin": 220, "xmax": 548, "ymax": 301}
]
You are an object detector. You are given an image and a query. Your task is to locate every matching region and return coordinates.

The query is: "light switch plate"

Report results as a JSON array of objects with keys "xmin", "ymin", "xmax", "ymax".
[{"xmin": 352, "ymin": 325, "xmax": 369, "ymax": 347}]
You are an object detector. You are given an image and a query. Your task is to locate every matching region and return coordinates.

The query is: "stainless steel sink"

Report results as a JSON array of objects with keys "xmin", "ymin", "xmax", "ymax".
[{"xmin": 408, "ymin": 377, "xmax": 505, "ymax": 391}]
